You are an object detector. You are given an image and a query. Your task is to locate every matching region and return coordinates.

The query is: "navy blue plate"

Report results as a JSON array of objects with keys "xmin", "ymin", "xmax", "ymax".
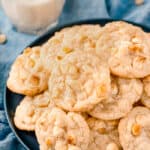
[{"xmin": 4, "ymin": 19, "xmax": 150, "ymax": 150}]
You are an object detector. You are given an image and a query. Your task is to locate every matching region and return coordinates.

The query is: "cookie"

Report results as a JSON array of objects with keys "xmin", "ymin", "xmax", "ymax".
[
  {"xmin": 140, "ymin": 76, "xmax": 150, "ymax": 108},
  {"xmin": 7, "ymin": 47, "xmax": 50, "ymax": 96},
  {"xmin": 87, "ymin": 117, "xmax": 121, "ymax": 150},
  {"xmin": 35, "ymin": 107, "xmax": 90, "ymax": 150},
  {"xmin": 89, "ymin": 76, "xmax": 143, "ymax": 120},
  {"xmin": 14, "ymin": 91, "xmax": 53, "ymax": 131},
  {"xmin": 119, "ymin": 107, "xmax": 150, "ymax": 150},
  {"xmin": 96, "ymin": 21, "xmax": 150, "ymax": 78},
  {"xmin": 41, "ymin": 24, "xmax": 101, "ymax": 71},
  {"xmin": 48, "ymin": 51, "xmax": 110, "ymax": 112}
]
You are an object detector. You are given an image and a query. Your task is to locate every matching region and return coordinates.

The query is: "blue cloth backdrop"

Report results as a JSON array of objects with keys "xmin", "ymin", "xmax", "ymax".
[{"xmin": 0, "ymin": 0, "xmax": 150, "ymax": 149}]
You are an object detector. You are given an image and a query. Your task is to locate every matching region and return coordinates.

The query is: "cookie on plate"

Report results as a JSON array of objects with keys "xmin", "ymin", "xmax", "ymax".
[
  {"xmin": 35, "ymin": 107, "xmax": 90, "ymax": 150},
  {"xmin": 96, "ymin": 21, "xmax": 150, "ymax": 78},
  {"xmin": 7, "ymin": 47, "xmax": 50, "ymax": 96},
  {"xmin": 87, "ymin": 117, "xmax": 121, "ymax": 150},
  {"xmin": 41, "ymin": 24, "xmax": 102, "ymax": 71},
  {"xmin": 119, "ymin": 107, "xmax": 150, "ymax": 150},
  {"xmin": 141, "ymin": 76, "xmax": 150, "ymax": 108},
  {"xmin": 14, "ymin": 91, "xmax": 53, "ymax": 131},
  {"xmin": 48, "ymin": 51, "xmax": 110, "ymax": 112},
  {"xmin": 89, "ymin": 76, "xmax": 143, "ymax": 120}
]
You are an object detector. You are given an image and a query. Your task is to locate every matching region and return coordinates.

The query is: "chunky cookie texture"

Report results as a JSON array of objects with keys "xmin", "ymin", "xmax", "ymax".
[
  {"xmin": 119, "ymin": 107, "xmax": 150, "ymax": 150},
  {"xmin": 7, "ymin": 22, "xmax": 150, "ymax": 150},
  {"xmin": 48, "ymin": 51, "xmax": 110, "ymax": 112},
  {"xmin": 87, "ymin": 117, "xmax": 121, "ymax": 150},
  {"xmin": 35, "ymin": 107, "xmax": 90, "ymax": 150},
  {"xmin": 96, "ymin": 21, "xmax": 150, "ymax": 78},
  {"xmin": 89, "ymin": 76, "xmax": 143, "ymax": 120},
  {"xmin": 7, "ymin": 47, "xmax": 50, "ymax": 96},
  {"xmin": 41, "ymin": 25, "xmax": 102, "ymax": 72},
  {"xmin": 14, "ymin": 91, "xmax": 54, "ymax": 131},
  {"xmin": 141, "ymin": 76, "xmax": 150, "ymax": 108}
]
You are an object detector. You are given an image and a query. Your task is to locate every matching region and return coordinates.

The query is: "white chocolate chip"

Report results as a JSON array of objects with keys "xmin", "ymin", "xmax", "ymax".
[
  {"xmin": 106, "ymin": 142, "xmax": 119, "ymax": 150},
  {"xmin": 131, "ymin": 123, "xmax": 141, "ymax": 136},
  {"xmin": 53, "ymin": 126, "xmax": 64, "ymax": 137},
  {"xmin": 0, "ymin": 34, "xmax": 7, "ymax": 44},
  {"xmin": 132, "ymin": 37, "xmax": 141, "ymax": 43}
]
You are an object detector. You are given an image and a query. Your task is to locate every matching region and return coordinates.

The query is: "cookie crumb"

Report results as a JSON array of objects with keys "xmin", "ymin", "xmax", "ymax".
[
  {"xmin": 135, "ymin": 0, "xmax": 144, "ymax": 5},
  {"xmin": 0, "ymin": 34, "xmax": 7, "ymax": 44}
]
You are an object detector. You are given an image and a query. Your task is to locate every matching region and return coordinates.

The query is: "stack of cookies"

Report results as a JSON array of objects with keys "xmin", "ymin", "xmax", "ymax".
[{"xmin": 7, "ymin": 21, "xmax": 150, "ymax": 150}]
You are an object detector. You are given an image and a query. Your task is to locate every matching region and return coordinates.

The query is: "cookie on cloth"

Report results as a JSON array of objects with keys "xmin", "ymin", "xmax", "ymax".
[
  {"xmin": 48, "ymin": 51, "xmax": 110, "ymax": 112},
  {"xmin": 35, "ymin": 107, "xmax": 90, "ymax": 150},
  {"xmin": 89, "ymin": 76, "xmax": 143, "ymax": 120},
  {"xmin": 119, "ymin": 107, "xmax": 150, "ymax": 150},
  {"xmin": 41, "ymin": 24, "xmax": 102, "ymax": 71},
  {"xmin": 14, "ymin": 91, "xmax": 54, "ymax": 131},
  {"xmin": 96, "ymin": 21, "xmax": 150, "ymax": 78},
  {"xmin": 87, "ymin": 117, "xmax": 121, "ymax": 150},
  {"xmin": 7, "ymin": 47, "xmax": 50, "ymax": 96}
]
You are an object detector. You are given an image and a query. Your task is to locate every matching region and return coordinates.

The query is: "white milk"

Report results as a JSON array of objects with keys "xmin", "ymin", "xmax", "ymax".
[{"xmin": 1, "ymin": 0, "xmax": 65, "ymax": 34}]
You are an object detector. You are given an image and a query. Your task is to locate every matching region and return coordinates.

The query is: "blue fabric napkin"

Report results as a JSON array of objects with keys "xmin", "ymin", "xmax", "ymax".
[{"xmin": 0, "ymin": 0, "xmax": 150, "ymax": 149}]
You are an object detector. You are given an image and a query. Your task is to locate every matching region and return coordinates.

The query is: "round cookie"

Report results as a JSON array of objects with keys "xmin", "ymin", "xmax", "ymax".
[
  {"xmin": 48, "ymin": 51, "xmax": 110, "ymax": 112},
  {"xmin": 96, "ymin": 21, "xmax": 150, "ymax": 78},
  {"xmin": 87, "ymin": 117, "xmax": 121, "ymax": 150},
  {"xmin": 89, "ymin": 76, "xmax": 143, "ymax": 120},
  {"xmin": 14, "ymin": 91, "xmax": 53, "ymax": 131},
  {"xmin": 35, "ymin": 107, "xmax": 90, "ymax": 150},
  {"xmin": 7, "ymin": 47, "xmax": 50, "ymax": 96},
  {"xmin": 41, "ymin": 24, "xmax": 102, "ymax": 71},
  {"xmin": 141, "ymin": 76, "xmax": 150, "ymax": 108},
  {"xmin": 119, "ymin": 107, "xmax": 150, "ymax": 150}
]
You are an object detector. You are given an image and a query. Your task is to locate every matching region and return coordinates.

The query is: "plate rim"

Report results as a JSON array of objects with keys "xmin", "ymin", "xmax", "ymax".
[{"xmin": 3, "ymin": 18, "xmax": 150, "ymax": 150}]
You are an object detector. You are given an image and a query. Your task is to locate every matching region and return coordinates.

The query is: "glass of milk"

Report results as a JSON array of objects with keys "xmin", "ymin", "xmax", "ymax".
[{"xmin": 1, "ymin": 0, "xmax": 65, "ymax": 34}]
